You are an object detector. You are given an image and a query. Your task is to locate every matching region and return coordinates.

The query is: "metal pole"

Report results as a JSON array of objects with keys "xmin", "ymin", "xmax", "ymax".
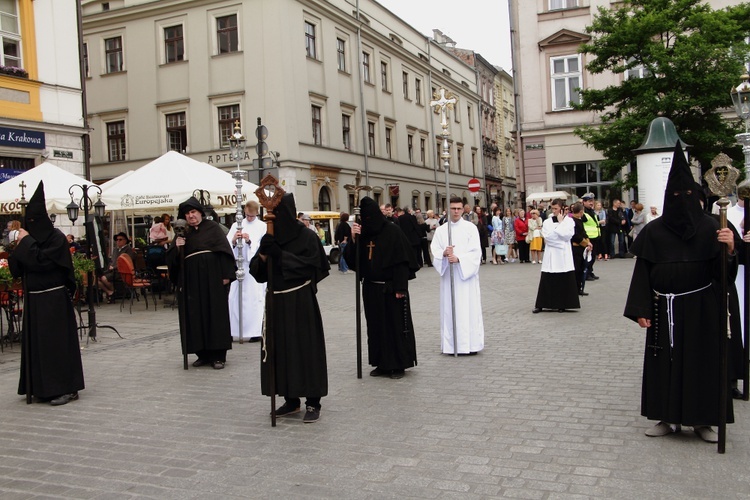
[
  {"xmin": 232, "ymin": 128, "xmax": 246, "ymax": 345},
  {"xmin": 718, "ymin": 197, "xmax": 730, "ymax": 454},
  {"xmin": 354, "ymin": 204, "xmax": 363, "ymax": 379}
]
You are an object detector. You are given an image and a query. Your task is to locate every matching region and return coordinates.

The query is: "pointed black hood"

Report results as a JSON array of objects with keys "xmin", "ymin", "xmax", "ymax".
[
  {"xmin": 661, "ymin": 141, "xmax": 704, "ymax": 241},
  {"xmin": 273, "ymin": 193, "xmax": 303, "ymax": 245},
  {"xmin": 24, "ymin": 181, "xmax": 55, "ymax": 243},
  {"xmin": 360, "ymin": 196, "xmax": 387, "ymax": 238}
]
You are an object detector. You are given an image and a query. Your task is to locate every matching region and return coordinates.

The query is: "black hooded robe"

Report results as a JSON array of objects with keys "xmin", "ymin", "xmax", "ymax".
[
  {"xmin": 10, "ymin": 182, "xmax": 84, "ymax": 399},
  {"xmin": 623, "ymin": 144, "xmax": 734, "ymax": 426},
  {"xmin": 344, "ymin": 197, "xmax": 418, "ymax": 373},
  {"xmin": 167, "ymin": 199, "xmax": 236, "ymax": 363},
  {"xmin": 249, "ymin": 194, "xmax": 329, "ymax": 401}
]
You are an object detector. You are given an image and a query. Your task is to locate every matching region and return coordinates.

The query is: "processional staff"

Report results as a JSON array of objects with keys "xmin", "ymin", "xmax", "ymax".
[
  {"xmin": 255, "ymin": 174, "xmax": 285, "ymax": 427},
  {"xmin": 704, "ymin": 152, "xmax": 740, "ymax": 454},
  {"xmin": 173, "ymin": 219, "xmax": 189, "ymax": 370},
  {"xmin": 430, "ymin": 88, "xmax": 459, "ymax": 357},
  {"xmin": 343, "ymin": 171, "xmax": 371, "ymax": 378},
  {"xmin": 230, "ymin": 121, "xmax": 247, "ymax": 344},
  {"xmin": 18, "ymin": 180, "xmax": 31, "ymax": 403}
]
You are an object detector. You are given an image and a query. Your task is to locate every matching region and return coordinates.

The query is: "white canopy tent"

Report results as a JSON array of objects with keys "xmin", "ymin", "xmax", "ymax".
[
  {"xmin": 0, "ymin": 162, "xmax": 98, "ymax": 215},
  {"xmin": 525, "ymin": 191, "xmax": 572, "ymax": 204},
  {"xmin": 100, "ymin": 151, "xmax": 259, "ymax": 216}
]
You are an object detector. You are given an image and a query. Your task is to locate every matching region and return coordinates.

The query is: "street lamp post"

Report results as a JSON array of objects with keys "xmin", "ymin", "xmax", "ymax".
[
  {"xmin": 732, "ymin": 74, "xmax": 750, "ymax": 402},
  {"xmin": 67, "ymin": 184, "xmax": 106, "ymax": 341},
  {"xmin": 229, "ymin": 121, "xmax": 247, "ymax": 343}
]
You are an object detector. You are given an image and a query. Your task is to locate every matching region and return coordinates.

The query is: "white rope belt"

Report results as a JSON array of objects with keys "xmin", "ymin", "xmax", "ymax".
[
  {"xmin": 29, "ymin": 285, "xmax": 66, "ymax": 295},
  {"xmin": 273, "ymin": 280, "xmax": 311, "ymax": 294},
  {"xmin": 368, "ymin": 281, "xmax": 386, "ymax": 285},
  {"xmin": 186, "ymin": 250, "xmax": 212, "ymax": 259},
  {"xmin": 654, "ymin": 283, "xmax": 712, "ymax": 350}
]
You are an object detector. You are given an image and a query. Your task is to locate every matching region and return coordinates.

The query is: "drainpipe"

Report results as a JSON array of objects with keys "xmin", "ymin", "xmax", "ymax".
[
  {"xmin": 76, "ymin": 0, "xmax": 91, "ymax": 180},
  {"xmin": 355, "ymin": 0, "xmax": 370, "ymax": 186},
  {"xmin": 426, "ymin": 40, "xmax": 441, "ymax": 212},
  {"xmin": 508, "ymin": 0, "xmax": 524, "ymax": 207}
]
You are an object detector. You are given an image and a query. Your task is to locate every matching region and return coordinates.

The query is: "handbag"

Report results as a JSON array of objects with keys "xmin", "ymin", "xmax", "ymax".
[{"xmin": 495, "ymin": 243, "xmax": 508, "ymax": 256}]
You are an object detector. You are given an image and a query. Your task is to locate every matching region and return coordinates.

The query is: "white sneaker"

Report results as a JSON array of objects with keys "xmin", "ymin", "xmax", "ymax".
[
  {"xmin": 645, "ymin": 421, "xmax": 681, "ymax": 437},
  {"xmin": 532, "ymin": 261, "xmax": 537, "ymax": 264},
  {"xmin": 693, "ymin": 426, "xmax": 718, "ymax": 443}
]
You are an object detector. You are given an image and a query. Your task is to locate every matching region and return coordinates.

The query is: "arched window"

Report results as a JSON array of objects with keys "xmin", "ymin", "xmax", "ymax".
[{"xmin": 318, "ymin": 186, "xmax": 331, "ymax": 211}]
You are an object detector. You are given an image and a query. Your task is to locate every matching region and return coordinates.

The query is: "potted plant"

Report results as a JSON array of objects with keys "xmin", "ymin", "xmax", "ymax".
[
  {"xmin": 0, "ymin": 65, "xmax": 29, "ymax": 78},
  {"xmin": 0, "ymin": 258, "xmax": 14, "ymax": 290},
  {"xmin": 72, "ymin": 253, "xmax": 95, "ymax": 288}
]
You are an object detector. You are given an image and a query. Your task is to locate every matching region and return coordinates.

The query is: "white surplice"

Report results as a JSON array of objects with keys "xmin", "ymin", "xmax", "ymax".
[
  {"xmin": 728, "ymin": 202, "xmax": 745, "ymax": 343},
  {"xmin": 226, "ymin": 217, "xmax": 267, "ymax": 340},
  {"xmin": 540, "ymin": 215, "xmax": 575, "ymax": 273},
  {"xmin": 431, "ymin": 218, "xmax": 485, "ymax": 354}
]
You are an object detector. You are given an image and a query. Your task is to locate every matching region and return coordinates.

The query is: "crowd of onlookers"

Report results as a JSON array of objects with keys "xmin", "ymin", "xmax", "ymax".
[{"xmin": 326, "ymin": 196, "xmax": 659, "ymax": 270}]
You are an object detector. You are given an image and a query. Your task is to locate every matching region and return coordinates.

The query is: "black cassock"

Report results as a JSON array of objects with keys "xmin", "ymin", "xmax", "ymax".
[
  {"xmin": 344, "ymin": 222, "xmax": 418, "ymax": 372},
  {"xmin": 249, "ymin": 227, "xmax": 329, "ymax": 399},
  {"xmin": 167, "ymin": 219, "xmax": 235, "ymax": 361},
  {"xmin": 10, "ymin": 231, "xmax": 83, "ymax": 398},
  {"xmin": 624, "ymin": 216, "xmax": 735, "ymax": 426}
]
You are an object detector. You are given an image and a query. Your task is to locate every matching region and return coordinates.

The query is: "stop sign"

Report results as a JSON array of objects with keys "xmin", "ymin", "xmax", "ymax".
[{"xmin": 467, "ymin": 178, "xmax": 481, "ymax": 193}]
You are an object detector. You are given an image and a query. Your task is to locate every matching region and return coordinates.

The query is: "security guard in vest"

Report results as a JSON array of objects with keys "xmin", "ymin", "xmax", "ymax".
[{"xmin": 581, "ymin": 193, "xmax": 601, "ymax": 281}]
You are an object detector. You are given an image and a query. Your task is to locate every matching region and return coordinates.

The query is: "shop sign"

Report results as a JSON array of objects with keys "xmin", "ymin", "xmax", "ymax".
[{"xmin": 0, "ymin": 126, "xmax": 45, "ymax": 149}]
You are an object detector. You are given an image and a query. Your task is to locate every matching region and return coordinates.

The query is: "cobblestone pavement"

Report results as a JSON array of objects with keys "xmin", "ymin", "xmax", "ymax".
[{"xmin": 0, "ymin": 257, "xmax": 748, "ymax": 499}]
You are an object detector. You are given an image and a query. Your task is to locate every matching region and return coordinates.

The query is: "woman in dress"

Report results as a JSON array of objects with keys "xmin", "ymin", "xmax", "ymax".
[
  {"xmin": 594, "ymin": 201, "xmax": 609, "ymax": 261},
  {"xmin": 527, "ymin": 209, "xmax": 544, "ymax": 264},
  {"xmin": 502, "ymin": 207, "xmax": 516, "ymax": 263},
  {"xmin": 490, "ymin": 207, "xmax": 504, "ymax": 265}
]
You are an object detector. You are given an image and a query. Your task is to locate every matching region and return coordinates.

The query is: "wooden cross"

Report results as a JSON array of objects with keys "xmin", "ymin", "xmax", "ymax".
[
  {"xmin": 367, "ymin": 241, "xmax": 375, "ymax": 260},
  {"xmin": 430, "ymin": 88, "xmax": 457, "ymax": 132}
]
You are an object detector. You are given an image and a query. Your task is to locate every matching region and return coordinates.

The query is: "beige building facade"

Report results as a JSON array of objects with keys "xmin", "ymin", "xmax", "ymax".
[
  {"xmin": 81, "ymin": 0, "xmax": 484, "ymax": 213},
  {"xmin": 495, "ymin": 66, "xmax": 517, "ymax": 209},
  {"xmin": 510, "ymin": 0, "xmax": 742, "ymax": 206}
]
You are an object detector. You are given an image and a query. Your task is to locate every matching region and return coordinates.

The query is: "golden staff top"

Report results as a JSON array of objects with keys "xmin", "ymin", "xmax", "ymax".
[
  {"xmin": 705, "ymin": 153, "xmax": 740, "ymax": 199},
  {"xmin": 430, "ymin": 88, "xmax": 457, "ymax": 137}
]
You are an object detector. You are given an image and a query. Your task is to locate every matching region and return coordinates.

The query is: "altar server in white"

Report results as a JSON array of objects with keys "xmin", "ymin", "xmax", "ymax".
[
  {"xmin": 227, "ymin": 200, "xmax": 267, "ymax": 342},
  {"xmin": 532, "ymin": 198, "xmax": 580, "ymax": 313},
  {"xmin": 431, "ymin": 196, "xmax": 485, "ymax": 355}
]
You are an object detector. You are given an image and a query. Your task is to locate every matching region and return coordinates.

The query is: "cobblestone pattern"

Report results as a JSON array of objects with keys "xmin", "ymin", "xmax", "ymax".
[{"xmin": 0, "ymin": 258, "xmax": 748, "ymax": 499}]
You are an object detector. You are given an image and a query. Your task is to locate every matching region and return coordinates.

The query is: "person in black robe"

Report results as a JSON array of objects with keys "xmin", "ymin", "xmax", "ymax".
[
  {"xmin": 10, "ymin": 181, "xmax": 83, "ymax": 405},
  {"xmin": 249, "ymin": 193, "xmax": 329, "ymax": 423},
  {"xmin": 167, "ymin": 197, "xmax": 236, "ymax": 369},
  {"xmin": 570, "ymin": 202, "xmax": 592, "ymax": 296},
  {"xmin": 624, "ymin": 142, "xmax": 736, "ymax": 443},
  {"xmin": 396, "ymin": 207, "xmax": 422, "ymax": 267},
  {"xmin": 344, "ymin": 197, "xmax": 419, "ymax": 379}
]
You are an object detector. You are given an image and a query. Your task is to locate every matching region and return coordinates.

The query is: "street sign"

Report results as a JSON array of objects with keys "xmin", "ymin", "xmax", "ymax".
[{"xmin": 468, "ymin": 178, "xmax": 481, "ymax": 193}]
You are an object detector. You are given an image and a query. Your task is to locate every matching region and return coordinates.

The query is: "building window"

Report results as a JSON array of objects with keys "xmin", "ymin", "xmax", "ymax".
[
  {"xmin": 551, "ymin": 55, "xmax": 581, "ymax": 110},
  {"xmin": 82, "ymin": 42, "xmax": 89, "ymax": 77},
  {"xmin": 402, "ymin": 72, "xmax": 409, "ymax": 98},
  {"xmin": 472, "ymin": 151, "xmax": 476, "ymax": 172},
  {"xmin": 0, "ymin": 0, "xmax": 20, "ymax": 68},
  {"xmin": 407, "ymin": 134, "xmax": 414, "ymax": 163},
  {"xmin": 385, "ymin": 126, "xmax": 393, "ymax": 159},
  {"xmin": 624, "ymin": 59, "xmax": 649, "ymax": 80},
  {"xmin": 218, "ymin": 104, "xmax": 240, "ymax": 148},
  {"xmin": 549, "ymin": 0, "xmax": 577, "ymax": 10},
  {"xmin": 367, "ymin": 121, "xmax": 375, "ymax": 156},
  {"xmin": 457, "ymin": 147, "xmax": 463, "ymax": 172},
  {"xmin": 553, "ymin": 161, "xmax": 612, "ymax": 199},
  {"xmin": 216, "ymin": 14, "xmax": 238, "ymax": 54},
  {"xmin": 342, "ymin": 114, "xmax": 351, "ymax": 150},
  {"xmin": 304, "ymin": 21, "xmax": 317, "ymax": 59},
  {"xmin": 336, "ymin": 38, "xmax": 346, "ymax": 71},
  {"xmin": 164, "ymin": 25, "xmax": 184, "ymax": 63},
  {"xmin": 362, "ymin": 52, "xmax": 371, "ymax": 83},
  {"xmin": 107, "ymin": 121, "xmax": 126, "ymax": 162},
  {"xmin": 381, "ymin": 61, "xmax": 389, "ymax": 91},
  {"xmin": 415, "ymin": 78, "xmax": 422, "ymax": 104},
  {"xmin": 104, "ymin": 36, "xmax": 123, "ymax": 73},
  {"xmin": 166, "ymin": 112, "xmax": 187, "ymax": 152},
  {"xmin": 467, "ymin": 104, "xmax": 473, "ymax": 128},
  {"xmin": 311, "ymin": 105, "xmax": 322, "ymax": 145},
  {"xmin": 420, "ymin": 137, "xmax": 426, "ymax": 165}
]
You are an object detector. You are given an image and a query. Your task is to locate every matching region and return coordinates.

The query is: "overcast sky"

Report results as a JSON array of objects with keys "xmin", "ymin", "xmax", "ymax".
[{"xmin": 374, "ymin": 0, "xmax": 513, "ymax": 70}]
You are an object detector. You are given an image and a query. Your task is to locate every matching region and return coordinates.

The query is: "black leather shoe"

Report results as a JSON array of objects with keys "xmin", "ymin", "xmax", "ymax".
[
  {"xmin": 532, "ymin": 308, "xmax": 542, "ymax": 314},
  {"xmin": 590, "ymin": 274, "xmax": 600, "ymax": 280},
  {"xmin": 586, "ymin": 276, "xmax": 596, "ymax": 281},
  {"xmin": 212, "ymin": 361, "xmax": 225, "ymax": 370},
  {"xmin": 732, "ymin": 388, "xmax": 743, "ymax": 400},
  {"xmin": 192, "ymin": 359, "xmax": 209, "ymax": 367},
  {"xmin": 50, "ymin": 392, "xmax": 79, "ymax": 406},
  {"xmin": 370, "ymin": 368, "xmax": 387, "ymax": 377},
  {"xmin": 248, "ymin": 337, "xmax": 261, "ymax": 343},
  {"xmin": 390, "ymin": 369, "xmax": 405, "ymax": 379},
  {"xmin": 579, "ymin": 291, "xmax": 589, "ymax": 296}
]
